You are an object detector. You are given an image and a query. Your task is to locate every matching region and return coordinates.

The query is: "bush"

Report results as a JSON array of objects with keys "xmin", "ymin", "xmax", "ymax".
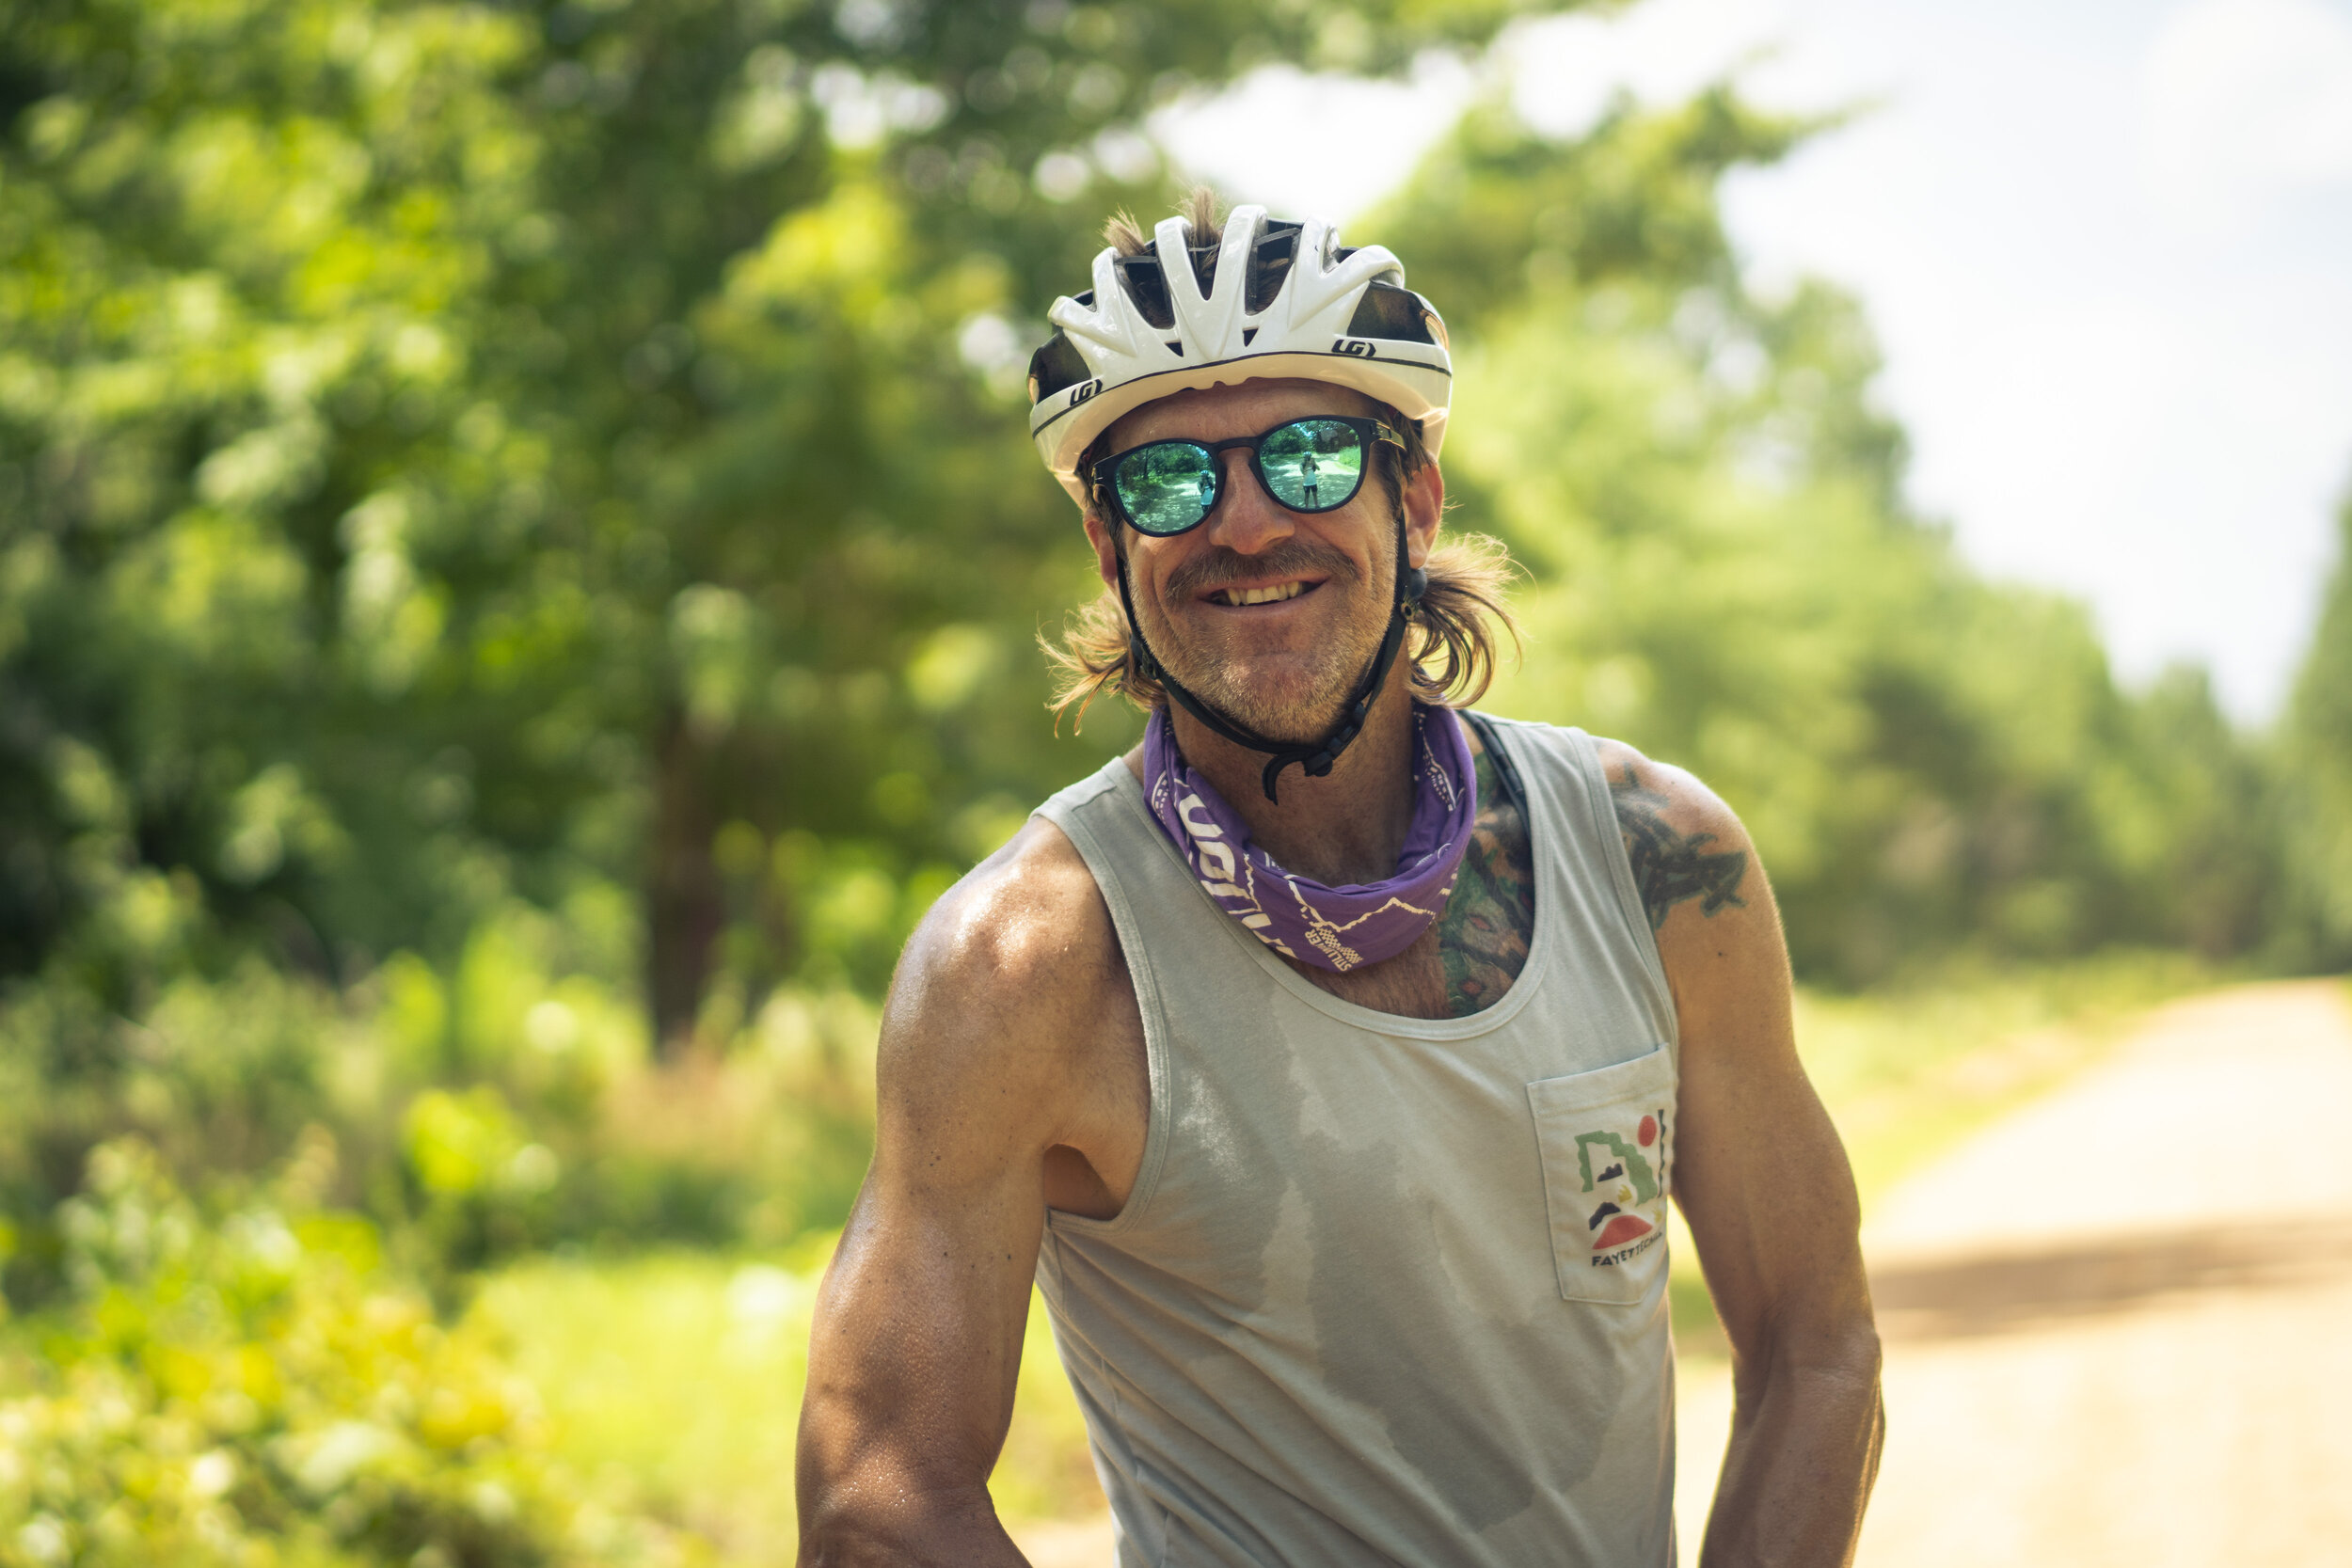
[
  {"xmin": 0, "ymin": 924, "xmax": 882, "ymax": 1304},
  {"xmin": 0, "ymin": 1139, "xmax": 709, "ymax": 1568}
]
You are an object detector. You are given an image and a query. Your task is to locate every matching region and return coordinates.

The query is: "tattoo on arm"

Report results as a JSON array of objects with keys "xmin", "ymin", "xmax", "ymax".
[{"xmin": 1610, "ymin": 759, "xmax": 1748, "ymax": 931}]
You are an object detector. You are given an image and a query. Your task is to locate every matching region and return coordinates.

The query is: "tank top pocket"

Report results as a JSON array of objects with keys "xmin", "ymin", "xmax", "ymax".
[{"xmin": 1527, "ymin": 1045, "xmax": 1677, "ymax": 1304}]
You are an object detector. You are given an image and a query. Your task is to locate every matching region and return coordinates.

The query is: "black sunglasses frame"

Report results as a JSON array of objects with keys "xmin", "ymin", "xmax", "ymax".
[{"xmin": 1091, "ymin": 415, "xmax": 1406, "ymax": 537}]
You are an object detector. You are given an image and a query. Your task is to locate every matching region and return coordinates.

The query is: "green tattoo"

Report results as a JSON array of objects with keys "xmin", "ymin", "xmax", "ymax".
[{"xmin": 1437, "ymin": 735, "xmax": 1536, "ymax": 1017}]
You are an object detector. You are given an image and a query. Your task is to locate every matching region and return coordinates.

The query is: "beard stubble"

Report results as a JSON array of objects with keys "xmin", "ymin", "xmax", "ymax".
[{"xmin": 1133, "ymin": 531, "xmax": 1396, "ymax": 743}]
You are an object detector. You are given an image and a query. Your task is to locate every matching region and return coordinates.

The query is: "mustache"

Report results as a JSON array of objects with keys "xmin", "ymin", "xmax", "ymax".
[{"xmin": 1159, "ymin": 538, "xmax": 1361, "ymax": 602}]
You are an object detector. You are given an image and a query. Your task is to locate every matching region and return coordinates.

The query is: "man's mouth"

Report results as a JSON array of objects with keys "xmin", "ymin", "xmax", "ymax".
[{"xmin": 1205, "ymin": 579, "xmax": 1315, "ymax": 608}]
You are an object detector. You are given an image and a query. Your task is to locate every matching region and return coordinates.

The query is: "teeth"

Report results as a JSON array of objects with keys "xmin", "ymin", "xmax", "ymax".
[{"xmin": 1216, "ymin": 581, "xmax": 1307, "ymax": 607}]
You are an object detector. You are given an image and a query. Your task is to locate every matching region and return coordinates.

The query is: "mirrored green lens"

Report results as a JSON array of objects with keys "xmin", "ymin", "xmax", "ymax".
[
  {"xmin": 1259, "ymin": 419, "xmax": 1364, "ymax": 512},
  {"xmin": 1115, "ymin": 442, "xmax": 1217, "ymax": 534}
]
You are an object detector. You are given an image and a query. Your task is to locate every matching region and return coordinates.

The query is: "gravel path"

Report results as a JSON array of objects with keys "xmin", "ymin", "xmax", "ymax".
[{"xmin": 1677, "ymin": 978, "xmax": 2352, "ymax": 1563}]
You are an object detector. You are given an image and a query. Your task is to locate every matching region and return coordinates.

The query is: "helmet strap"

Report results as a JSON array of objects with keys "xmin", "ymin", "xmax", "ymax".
[{"xmin": 1116, "ymin": 513, "xmax": 1427, "ymax": 804}]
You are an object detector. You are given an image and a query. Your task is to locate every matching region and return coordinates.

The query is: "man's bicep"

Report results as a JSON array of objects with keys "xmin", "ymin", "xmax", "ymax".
[
  {"xmin": 1672, "ymin": 1003, "xmax": 1864, "ymax": 1355},
  {"xmin": 796, "ymin": 900, "xmax": 1073, "ymax": 1549},
  {"xmin": 806, "ymin": 1137, "xmax": 1046, "ymax": 1461},
  {"xmin": 795, "ymin": 1148, "xmax": 1047, "ymax": 1560}
]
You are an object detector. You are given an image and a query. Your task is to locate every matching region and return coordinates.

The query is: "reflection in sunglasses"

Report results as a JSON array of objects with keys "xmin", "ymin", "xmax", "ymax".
[{"xmin": 1103, "ymin": 416, "xmax": 1391, "ymax": 536}]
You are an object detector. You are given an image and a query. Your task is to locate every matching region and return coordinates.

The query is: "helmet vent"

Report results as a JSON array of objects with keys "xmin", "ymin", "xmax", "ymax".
[
  {"xmin": 1114, "ymin": 253, "xmax": 1175, "ymax": 329},
  {"xmin": 1164, "ymin": 340, "xmax": 1182, "ymax": 355},
  {"xmin": 1241, "ymin": 326, "xmax": 1258, "ymax": 346},
  {"xmin": 1186, "ymin": 239, "xmax": 1219, "ymax": 296},
  {"xmin": 1026, "ymin": 330, "xmax": 1093, "ymax": 402},
  {"xmin": 1343, "ymin": 281, "xmax": 1438, "ymax": 344},
  {"xmin": 1246, "ymin": 221, "xmax": 1301, "ymax": 312}
]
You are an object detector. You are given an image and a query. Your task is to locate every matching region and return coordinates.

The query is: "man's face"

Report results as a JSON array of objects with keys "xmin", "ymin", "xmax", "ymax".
[{"xmin": 1084, "ymin": 379, "xmax": 1441, "ymax": 743}]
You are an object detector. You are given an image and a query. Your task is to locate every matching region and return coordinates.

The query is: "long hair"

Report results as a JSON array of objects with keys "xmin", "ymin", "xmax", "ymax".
[{"xmin": 1041, "ymin": 191, "xmax": 1524, "ymax": 731}]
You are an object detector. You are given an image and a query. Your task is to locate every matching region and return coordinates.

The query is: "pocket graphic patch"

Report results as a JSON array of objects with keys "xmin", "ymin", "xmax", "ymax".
[
  {"xmin": 1528, "ymin": 1048, "xmax": 1676, "ymax": 1303},
  {"xmin": 1573, "ymin": 1113, "xmax": 1668, "ymax": 1266}
]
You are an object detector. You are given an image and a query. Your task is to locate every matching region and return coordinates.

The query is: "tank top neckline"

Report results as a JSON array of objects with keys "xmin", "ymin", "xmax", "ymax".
[{"xmin": 1093, "ymin": 713, "xmax": 1565, "ymax": 1043}]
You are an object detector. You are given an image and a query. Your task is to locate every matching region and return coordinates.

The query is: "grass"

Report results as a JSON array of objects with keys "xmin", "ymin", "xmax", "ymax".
[
  {"xmin": 469, "ymin": 951, "xmax": 2232, "ymax": 1553},
  {"xmin": 467, "ymin": 1243, "xmax": 1104, "ymax": 1562},
  {"xmin": 1793, "ymin": 948, "xmax": 2224, "ymax": 1204},
  {"xmin": 469, "ymin": 1249, "xmax": 814, "ymax": 1562}
]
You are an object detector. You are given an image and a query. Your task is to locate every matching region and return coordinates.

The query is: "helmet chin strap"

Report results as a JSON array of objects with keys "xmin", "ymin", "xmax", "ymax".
[{"xmin": 1117, "ymin": 514, "xmax": 1430, "ymax": 804}]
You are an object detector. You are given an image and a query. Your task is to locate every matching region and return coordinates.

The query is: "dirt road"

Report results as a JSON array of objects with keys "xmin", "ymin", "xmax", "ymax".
[{"xmin": 1677, "ymin": 978, "xmax": 2352, "ymax": 1562}]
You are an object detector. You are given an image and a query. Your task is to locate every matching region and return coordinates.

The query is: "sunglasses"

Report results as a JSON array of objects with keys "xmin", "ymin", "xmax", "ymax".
[{"xmin": 1092, "ymin": 415, "xmax": 1406, "ymax": 537}]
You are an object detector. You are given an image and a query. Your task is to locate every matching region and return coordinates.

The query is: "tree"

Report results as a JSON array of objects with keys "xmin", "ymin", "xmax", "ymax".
[{"xmin": 0, "ymin": 0, "xmax": 1589, "ymax": 1062}]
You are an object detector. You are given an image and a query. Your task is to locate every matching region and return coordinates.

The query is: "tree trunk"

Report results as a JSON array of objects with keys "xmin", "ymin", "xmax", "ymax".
[{"xmin": 647, "ymin": 707, "xmax": 724, "ymax": 1057}]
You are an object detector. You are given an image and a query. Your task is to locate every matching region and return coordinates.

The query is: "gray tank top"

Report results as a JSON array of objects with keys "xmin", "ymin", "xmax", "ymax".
[{"xmin": 1032, "ymin": 716, "xmax": 1681, "ymax": 1568}]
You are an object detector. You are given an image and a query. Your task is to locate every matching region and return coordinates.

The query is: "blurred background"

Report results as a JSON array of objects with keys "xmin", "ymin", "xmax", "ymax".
[{"xmin": 1, "ymin": 0, "xmax": 2348, "ymax": 1563}]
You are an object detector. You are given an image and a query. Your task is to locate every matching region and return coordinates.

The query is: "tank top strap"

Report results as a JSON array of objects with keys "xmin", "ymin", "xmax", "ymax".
[{"xmin": 1473, "ymin": 716, "xmax": 1676, "ymax": 1054}]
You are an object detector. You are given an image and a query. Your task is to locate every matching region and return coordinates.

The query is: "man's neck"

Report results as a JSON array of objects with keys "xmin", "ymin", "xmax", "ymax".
[{"xmin": 1165, "ymin": 665, "xmax": 1420, "ymax": 886}]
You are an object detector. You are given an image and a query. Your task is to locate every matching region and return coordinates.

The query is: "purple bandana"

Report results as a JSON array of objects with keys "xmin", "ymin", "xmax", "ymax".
[{"xmin": 1144, "ymin": 702, "xmax": 1478, "ymax": 973}]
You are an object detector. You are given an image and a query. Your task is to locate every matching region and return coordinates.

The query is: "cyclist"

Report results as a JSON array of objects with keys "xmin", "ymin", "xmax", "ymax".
[{"xmin": 798, "ymin": 194, "xmax": 1882, "ymax": 1565}]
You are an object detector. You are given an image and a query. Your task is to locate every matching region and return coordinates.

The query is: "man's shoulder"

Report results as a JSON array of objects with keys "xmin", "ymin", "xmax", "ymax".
[
  {"xmin": 899, "ymin": 813, "xmax": 1123, "ymax": 1021},
  {"xmin": 1581, "ymin": 735, "xmax": 1743, "ymax": 834},
  {"xmin": 879, "ymin": 813, "xmax": 1136, "ymax": 1137},
  {"xmin": 1575, "ymin": 733, "xmax": 1756, "ymax": 937},
  {"xmin": 869, "ymin": 812, "xmax": 1146, "ymax": 1212}
]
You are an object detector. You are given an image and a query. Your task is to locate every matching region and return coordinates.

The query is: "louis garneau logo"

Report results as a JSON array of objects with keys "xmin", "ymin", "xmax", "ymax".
[{"xmin": 1576, "ymin": 1111, "xmax": 1668, "ymax": 1267}]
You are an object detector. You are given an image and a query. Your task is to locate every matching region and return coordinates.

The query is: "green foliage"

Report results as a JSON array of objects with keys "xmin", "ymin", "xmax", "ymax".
[
  {"xmin": 1391, "ymin": 89, "xmax": 1820, "ymax": 323},
  {"xmin": 0, "ymin": 936, "xmax": 880, "ymax": 1308},
  {"xmin": 2280, "ymin": 489, "xmax": 2352, "ymax": 969},
  {"xmin": 0, "ymin": 0, "xmax": 1588, "ymax": 1264},
  {"xmin": 0, "ymin": 0, "xmax": 2325, "ymax": 1331},
  {"xmin": 469, "ymin": 1250, "xmax": 822, "ymax": 1560},
  {"xmin": 0, "ymin": 1138, "xmax": 707, "ymax": 1566},
  {"xmin": 0, "ymin": 0, "xmax": 1593, "ymax": 1061}
]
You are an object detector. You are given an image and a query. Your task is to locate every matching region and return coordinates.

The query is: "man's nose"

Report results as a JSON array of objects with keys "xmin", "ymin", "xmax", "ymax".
[{"xmin": 1205, "ymin": 451, "xmax": 1293, "ymax": 555}]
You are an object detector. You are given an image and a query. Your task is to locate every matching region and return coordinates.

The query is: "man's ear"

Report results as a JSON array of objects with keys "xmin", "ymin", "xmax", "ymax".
[
  {"xmin": 1082, "ymin": 507, "xmax": 1121, "ymax": 589},
  {"xmin": 1402, "ymin": 458, "xmax": 1444, "ymax": 569}
]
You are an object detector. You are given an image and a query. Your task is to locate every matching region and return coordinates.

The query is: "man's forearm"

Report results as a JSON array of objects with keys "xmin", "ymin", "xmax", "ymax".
[{"xmin": 1700, "ymin": 1333, "xmax": 1884, "ymax": 1568}]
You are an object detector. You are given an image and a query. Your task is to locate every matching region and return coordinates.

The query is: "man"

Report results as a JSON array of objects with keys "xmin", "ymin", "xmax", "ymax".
[{"xmin": 797, "ymin": 196, "xmax": 1883, "ymax": 1565}]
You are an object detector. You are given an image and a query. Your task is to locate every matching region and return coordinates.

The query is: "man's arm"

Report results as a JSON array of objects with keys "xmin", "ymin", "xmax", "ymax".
[
  {"xmin": 795, "ymin": 820, "xmax": 1143, "ymax": 1566},
  {"xmin": 1600, "ymin": 741, "xmax": 1884, "ymax": 1567}
]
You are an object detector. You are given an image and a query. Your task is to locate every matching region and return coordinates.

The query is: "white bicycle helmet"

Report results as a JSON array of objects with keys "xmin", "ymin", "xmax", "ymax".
[
  {"xmin": 1026, "ymin": 204, "xmax": 1452, "ymax": 507},
  {"xmin": 1024, "ymin": 203, "xmax": 1456, "ymax": 801}
]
